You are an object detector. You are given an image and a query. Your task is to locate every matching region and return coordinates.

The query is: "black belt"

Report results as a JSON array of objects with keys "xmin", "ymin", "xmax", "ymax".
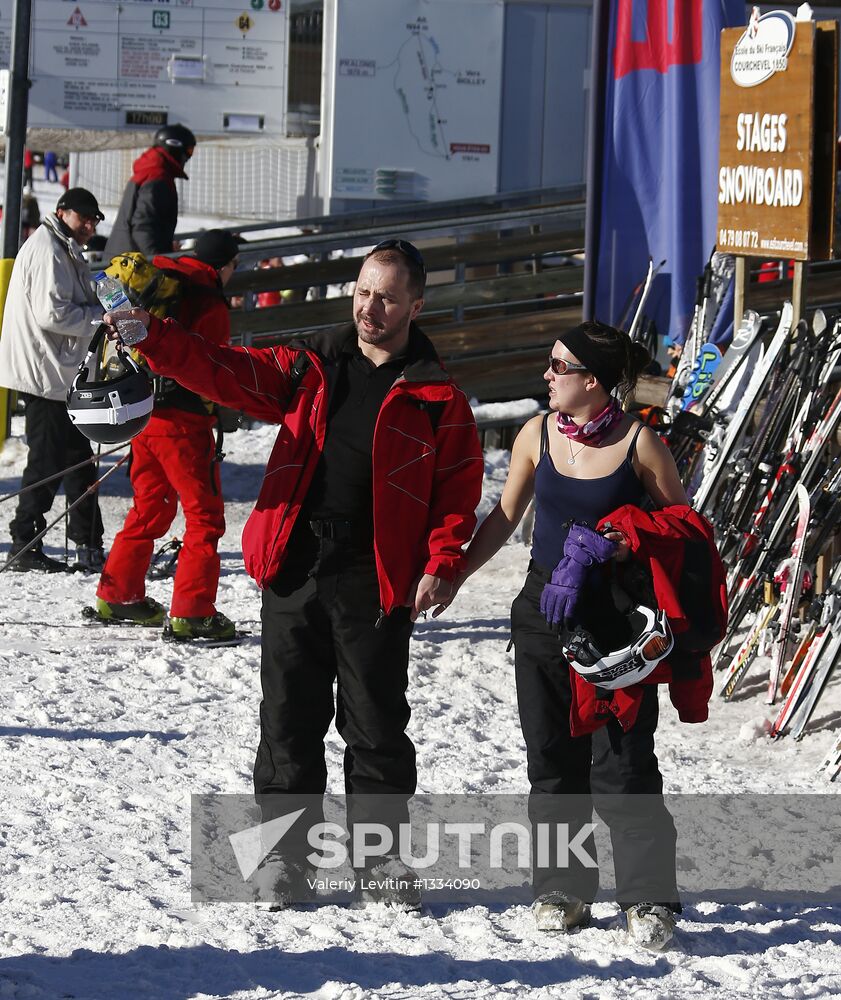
[{"xmin": 309, "ymin": 518, "xmax": 358, "ymax": 542}]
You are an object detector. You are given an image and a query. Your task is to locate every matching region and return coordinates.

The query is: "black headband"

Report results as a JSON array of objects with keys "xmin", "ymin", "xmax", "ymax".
[{"xmin": 558, "ymin": 324, "xmax": 622, "ymax": 393}]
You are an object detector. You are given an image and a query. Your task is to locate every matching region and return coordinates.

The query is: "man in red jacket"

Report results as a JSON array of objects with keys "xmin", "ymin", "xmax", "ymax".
[
  {"xmin": 100, "ymin": 239, "xmax": 484, "ymax": 908},
  {"xmin": 94, "ymin": 229, "xmax": 243, "ymax": 640},
  {"xmin": 104, "ymin": 124, "xmax": 196, "ymax": 259}
]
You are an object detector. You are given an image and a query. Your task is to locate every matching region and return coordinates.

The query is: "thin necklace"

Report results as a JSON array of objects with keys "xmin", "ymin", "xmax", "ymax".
[{"xmin": 567, "ymin": 437, "xmax": 586, "ymax": 466}]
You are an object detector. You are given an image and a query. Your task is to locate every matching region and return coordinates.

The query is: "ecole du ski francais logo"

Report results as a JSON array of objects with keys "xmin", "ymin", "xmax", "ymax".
[{"xmin": 731, "ymin": 8, "xmax": 796, "ymax": 88}]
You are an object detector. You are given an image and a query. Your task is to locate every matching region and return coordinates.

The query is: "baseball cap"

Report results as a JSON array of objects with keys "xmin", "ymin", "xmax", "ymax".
[
  {"xmin": 56, "ymin": 188, "xmax": 105, "ymax": 222},
  {"xmin": 193, "ymin": 229, "xmax": 245, "ymax": 269}
]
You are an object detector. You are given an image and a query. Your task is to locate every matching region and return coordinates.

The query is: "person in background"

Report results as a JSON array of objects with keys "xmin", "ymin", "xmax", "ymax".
[
  {"xmin": 0, "ymin": 188, "xmax": 106, "ymax": 573},
  {"xmin": 22, "ymin": 148, "xmax": 33, "ymax": 187},
  {"xmin": 104, "ymin": 124, "xmax": 196, "ymax": 259},
  {"xmin": 20, "ymin": 185, "xmax": 41, "ymax": 243},
  {"xmin": 256, "ymin": 257, "xmax": 293, "ymax": 308},
  {"xmin": 81, "ymin": 235, "xmax": 108, "ymax": 271},
  {"xmin": 44, "ymin": 151, "xmax": 59, "ymax": 184},
  {"xmin": 94, "ymin": 229, "xmax": 243, "ymax": 641}
]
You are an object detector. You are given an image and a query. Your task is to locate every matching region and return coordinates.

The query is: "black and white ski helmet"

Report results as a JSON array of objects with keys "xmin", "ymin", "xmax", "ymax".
[
  {"xmin": 562, "ymin": 604, "xmax": 674, "ymax": 689},
  {"xmin": 67, "ymin": 349, "xmax": 153, "ymax": 445}
]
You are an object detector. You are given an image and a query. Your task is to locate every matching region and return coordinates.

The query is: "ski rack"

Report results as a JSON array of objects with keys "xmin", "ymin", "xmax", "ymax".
[{"xmin": 676, "ymin": 300, "xmax": 841, "ymax": 753}]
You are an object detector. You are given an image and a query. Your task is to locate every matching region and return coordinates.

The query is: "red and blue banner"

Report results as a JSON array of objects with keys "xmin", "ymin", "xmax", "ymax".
[{"xmin": 583, "ymin": 0, "xmax": 745, "ymax": 344}]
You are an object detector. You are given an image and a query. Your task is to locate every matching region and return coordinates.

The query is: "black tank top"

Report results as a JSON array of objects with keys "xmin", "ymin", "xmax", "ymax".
[{"xmin": 531, "ymin": 415, "xmax": 646, "ymax": 569}]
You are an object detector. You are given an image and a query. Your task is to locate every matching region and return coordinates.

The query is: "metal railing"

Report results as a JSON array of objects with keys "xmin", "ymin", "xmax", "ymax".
[{"xmin": 172, "ymin": 185, "xmax": 589, "ymax": 403}]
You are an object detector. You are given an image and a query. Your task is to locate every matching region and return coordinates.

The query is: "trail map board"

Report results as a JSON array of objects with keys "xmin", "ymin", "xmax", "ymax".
[{"xmin": 324, "ymin": 0, "xmax": 504, "ymax": 203}]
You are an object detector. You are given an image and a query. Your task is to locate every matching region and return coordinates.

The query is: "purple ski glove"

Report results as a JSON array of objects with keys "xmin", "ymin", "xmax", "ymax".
[
  {"xmin": 563, "ymin": 522, "xmax": 618, "ymax": 567},
  {"xmin": 540, "ymin": 523, "xmax": 617, "ymax": 628}
]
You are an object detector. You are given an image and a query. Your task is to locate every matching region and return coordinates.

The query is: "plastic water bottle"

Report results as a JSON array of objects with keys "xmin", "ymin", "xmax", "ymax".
[{"xmin": 93, "ymin": 272, "xmax": 147, "ymax": 346}]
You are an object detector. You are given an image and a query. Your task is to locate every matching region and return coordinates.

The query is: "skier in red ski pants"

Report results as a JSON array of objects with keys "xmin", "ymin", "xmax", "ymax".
[{"xmin": 95, "ymin": 230, "xmax": 243, "ymax": 640}]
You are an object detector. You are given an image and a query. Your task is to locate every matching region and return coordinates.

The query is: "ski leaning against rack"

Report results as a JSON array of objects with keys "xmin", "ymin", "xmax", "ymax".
[
  {"xmin": 817, "ymin": 732, "xmax": 841, "ymax": 781},
  {"xmin": 627, "ymin": 258, "xmax": 666, "ymax": 343},
  {"xmin": 786, "ymin": 620, "xmax": 841, "ymax": 741},
  {"xmin": 771, "ymin": 622, "xmax": 834, "ymax": 739},
  {"xmin": 667, "ymin": 252, "xmax": 735, "ymax": 416},
  {"xmin": 766, "ymin": 484, "xmax": 810, "ymax": 704},
  {"xmin": 665, "ymin": 265, "xmax": 709, "ymax": 415},
  {"xmin": 718, "ymin": 323, "xmax": 841, "ymax": 635},
  {"xmin": 777, "ymin": 622, "xmax": 817, "ymax": 699},
  {"xmin": 692, "ymin": 301, "xmax": 793, "ymax": 514},
  {"xmin": 736, "ymin": 374, "xmax": 841, "ymax": 599},
  {"xmin": 717, "ymin": 602, "xmax": 777, "ymax": 700},
  {"xmin": 80, "ymin": 605, "xmax": 251, "ymax": 648},
  {"xmin": 695, "ymin": 310, "xmax": 764, "ymax": 419},
  {"xmin": 680, "ymin": 343, "xmax": 722, "ymax": 412},
  {"xmin": 661, "ymin": 310, "xmax": 765, "ymax": 484}
]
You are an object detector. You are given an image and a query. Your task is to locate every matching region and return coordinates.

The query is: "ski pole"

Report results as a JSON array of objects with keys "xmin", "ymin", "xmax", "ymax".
[
  {"xmin": 0, "ymin": 453, "xmax": 130, "ymax": 574},
  {"xmin": 0, "ymin": 445, "xmax": 127, "ymax": 504}
]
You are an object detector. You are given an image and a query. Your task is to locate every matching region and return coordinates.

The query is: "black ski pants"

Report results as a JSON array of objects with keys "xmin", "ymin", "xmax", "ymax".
[
  {"xmin": 9, "ymin": 394, "xmax": 103, "ymax": 550},
  {"xmin": 254, "ymin": 525, "xmax": 416, "ymax": 857},
  {"xmin": 511, "ymin": 566, "xmax": 680, "ymax": 911}
]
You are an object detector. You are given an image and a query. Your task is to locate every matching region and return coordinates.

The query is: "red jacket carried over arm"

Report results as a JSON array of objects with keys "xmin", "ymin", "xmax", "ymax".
[{"xmin": 567, "ymin": 504, "xmax": 728, "ymax": 736}]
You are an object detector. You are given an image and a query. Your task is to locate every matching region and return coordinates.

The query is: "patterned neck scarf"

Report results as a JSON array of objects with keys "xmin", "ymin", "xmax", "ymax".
[{"xmin": 556, "ymin": 397, "xmax": 623, "ymax": 444}]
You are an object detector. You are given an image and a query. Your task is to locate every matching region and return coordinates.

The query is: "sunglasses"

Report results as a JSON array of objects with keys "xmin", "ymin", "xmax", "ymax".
[
  {"xmin": 370, "ymin": 239, "xmax": 426, "ymax": 274},
  {"xmin": 549, "ymin": 356, "xmax": 589, "ymax": 375}
]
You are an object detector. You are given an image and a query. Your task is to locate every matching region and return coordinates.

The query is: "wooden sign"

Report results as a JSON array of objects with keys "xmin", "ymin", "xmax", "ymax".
[{"xmin": 718, "ymin": 11, "xmax": 818, "ymax": 261}]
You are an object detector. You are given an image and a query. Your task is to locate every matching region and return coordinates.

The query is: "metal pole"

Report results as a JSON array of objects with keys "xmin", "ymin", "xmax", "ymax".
[
  {"xmin": 0, "ymin": 444, "xmax": 127, "ymax": 504},
  {"xmin": 791, "ymin": 260, "xmax": 807, "ymax": 325},
  {"xmin": 582, "ymin": 0, "xmax": 610, "ymax": 321},
  {"xmin": 733, "ymin": 256, "xmax": 747, "ymax": 333},
  {"xmin": 1, "ymin": 0, "xmax": 33, "ymax": 258},
  {"xmin": 0, "ymin": 454, "xmax": 130, "ymax": 574}
]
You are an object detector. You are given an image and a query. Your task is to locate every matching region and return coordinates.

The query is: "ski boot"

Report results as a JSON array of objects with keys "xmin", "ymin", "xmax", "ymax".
[
  {"xmin": 532, "ymin": 891, "xmax": 591, "ymax": 932},
  {"xmin": 165, "ymin": 612, "xmax": 236, "ymax": 643},
  {"xmin": 252, "ymin": 853, "xmax": 316, "ymax": 911},
  {"xmin": 73, "ymin": 545, "xmax": 106, "ymax": 573},
  {"xmin": 90, "ymin": 597, "xmax": 167, "ymax": 626},
  {"xmin": 625, "ymin": 903, "xmax": 677, "ymax": 951},
  {"xmin": 355, "ymin": 857, "xmax": 421, "ymax": 912},
  {"xmin": 6, "ymin": 544, "xmax": 67, "ymax": 573}
]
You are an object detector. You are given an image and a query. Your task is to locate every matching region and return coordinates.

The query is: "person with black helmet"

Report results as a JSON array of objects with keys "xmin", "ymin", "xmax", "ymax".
[
  {"xmin": 0, "ymin": 188, "xmax": 107, "ymax": 572},
  {"xmin": 104, "ymin": 124, "xmax": 196, "ymax": 259},
  {"xmin": 92, "ymin": 229, "xmax": 242, "ymax": 640}
]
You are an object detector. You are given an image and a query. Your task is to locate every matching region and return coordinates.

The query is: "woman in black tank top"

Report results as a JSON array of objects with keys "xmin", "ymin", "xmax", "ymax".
[{"xmin": 454, "ymin": 321, "xmax": 688, "ymax": 949}]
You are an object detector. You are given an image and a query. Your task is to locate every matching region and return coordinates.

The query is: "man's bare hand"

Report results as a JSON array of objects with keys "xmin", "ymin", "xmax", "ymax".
[
  {"xmin": 102, "ymin": 307, "xmax": 151, "ymax": 343},
  {"xmin": 408, "ymin": 573, "xmax": 453, "ymax": 622}
]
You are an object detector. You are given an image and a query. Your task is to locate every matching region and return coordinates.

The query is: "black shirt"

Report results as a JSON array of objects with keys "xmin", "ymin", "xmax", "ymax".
[{"xmin": 303, "ymin": 342, "xmax": 405, "ymax": 528}]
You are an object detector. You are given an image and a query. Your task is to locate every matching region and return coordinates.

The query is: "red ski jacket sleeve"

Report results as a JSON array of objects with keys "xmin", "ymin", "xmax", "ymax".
[
  {"xmin": 136, "ymin": 315, "xmax": 299, "ymax": 423},
  {"xmin": 423, "ymin": 391, "xmax": 483, "ymax": 582}
]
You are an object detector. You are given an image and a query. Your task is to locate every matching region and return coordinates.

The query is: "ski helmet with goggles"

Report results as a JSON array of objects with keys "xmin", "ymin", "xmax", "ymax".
[
  {"xmin": 562, "ymin": 604, "xmax": 674, "ymax": 690},
  {"xmin": 153, "ymin": 124, "xmax": 196, "ymax": 161},
  {"xmin": 67, "ymin": 329, "xmax": 153, "ymax": 445}
]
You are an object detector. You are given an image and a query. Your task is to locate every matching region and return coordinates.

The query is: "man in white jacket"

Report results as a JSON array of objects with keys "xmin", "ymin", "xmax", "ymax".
[{"xmin": 0, "ymin": 188, "xmax": 106, "ymax": 572}]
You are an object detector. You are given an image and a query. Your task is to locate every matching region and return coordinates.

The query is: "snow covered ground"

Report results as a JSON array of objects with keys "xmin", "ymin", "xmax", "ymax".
[{"xmin": 0, "ymin": 411, "xmax": 840, "ymax": 1000}]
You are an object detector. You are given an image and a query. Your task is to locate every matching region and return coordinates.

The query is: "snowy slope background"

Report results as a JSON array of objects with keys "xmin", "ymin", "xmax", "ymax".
[
  {"xmin": 0, "ymin": 412, "xmax": 840, "ymax": 1000},
  {"xmin": 0, "ymin": 174, "xmax": 839, "ymax": 998}
]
